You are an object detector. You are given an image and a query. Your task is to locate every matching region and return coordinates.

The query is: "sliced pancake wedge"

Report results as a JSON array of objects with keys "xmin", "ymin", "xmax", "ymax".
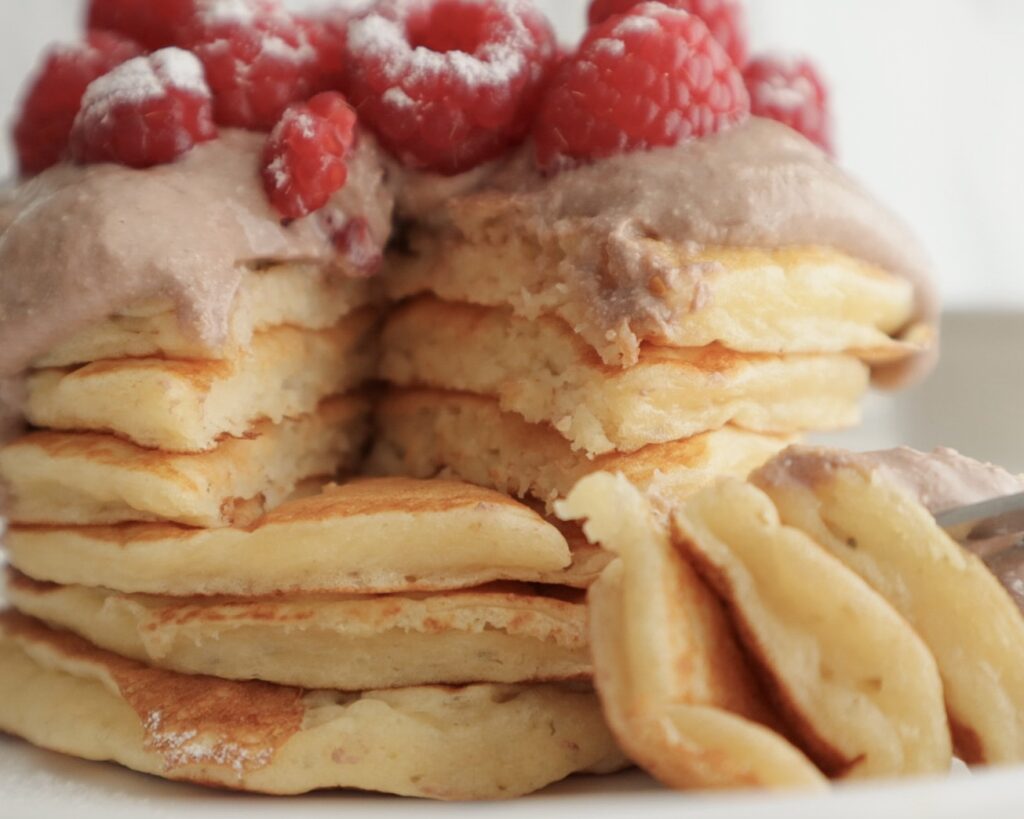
[
  {"xmin": 0, "ymin": 612, "xmax": 625, "ymax": 799},
  {"xmin": 672, "ymin": 479, "xmax": 950, "ymax": 778},
  {"xmin": 382, "ymin": 297, "xmax": 868, "ymax": 455},
  {"xmin": 25, "ymin": 308, "xmax": 379, "ymax": 452},
  {"xmin": 32, "ymin": 262, "xmax": 376, "ymax": 369},
  {"xmin": 556, "ymin": 472, "xmax": 825, "ymax": 790},
  {"xmin": 0, "ymin": 396, "xmax": 370, "ymax": 527},
  {"xmin": 7, "ymin": 572, "xmax": 590, "ymax": 690},
  {"xmin": 752, "ymin": 447, "xmax": 1024, "ymax": 765},
  {"xmin": 4, "ymin": 478, "xmax": 582, "ymax": 596},
  {"xmin": 387, "ymin": 228, "xmax": 921, "ymax": 370},
  {"xmin": 370, "ymin": 389, "xmax": 790, "ymax": 507}
]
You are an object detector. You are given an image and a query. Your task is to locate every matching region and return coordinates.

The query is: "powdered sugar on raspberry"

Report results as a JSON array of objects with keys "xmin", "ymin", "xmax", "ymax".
[
  {"xmin": 80, "ymin": 48, "xmax": 210, "ymax": 119},
  {"xmin": 751, "ymin": 73, "xmax": 816, "ymax": 111},
  {"xmin": 612, "ymin": 15, "xmax": 660, "ymax": 36},
  {"xmin": 347, "ymin": 0, "xmax": 537, "ymax": 90}
]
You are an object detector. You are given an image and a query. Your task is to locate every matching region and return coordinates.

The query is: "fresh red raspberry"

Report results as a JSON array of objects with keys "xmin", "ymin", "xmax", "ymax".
[
  {"xmin": 70, "ymin": 48, "xmax": 218, "ymax": 168},
  {"xmin": 13, "ymin": 31, "xmax": 143, "ymax": 176},
  {"xmin": 345, "ymin": 0, "xmax": 558, "ymax": 175},
  {"xmin": 298, "ymin": 6, "xmax": 359, "ymax": 94},
  {"xmin": 587, "ymin": 0, "xmax": 748, "ymax": 67},
  {"xmin": 181, "ymin": 0, "xmax": 320, "ymax": 130},
  {"xmin": 744, "ymin": 55, "xmax": 833, "ymax": 154},
  {"xmin": 86, "ymin": 0, "xmax": 197, "ymax": 50},
  {"xmin": 261, "ymin": 91, "xmax": 358, "ymax": 220},
  {"xmin": 534, "ymin": 3, "xmax": 749, "ymax": 171}
]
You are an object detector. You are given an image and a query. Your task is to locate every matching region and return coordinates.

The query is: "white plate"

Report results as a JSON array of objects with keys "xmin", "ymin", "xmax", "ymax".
[{"xmin": 2, "ymin": 309, "xmax": 1023, "ymax": 817}]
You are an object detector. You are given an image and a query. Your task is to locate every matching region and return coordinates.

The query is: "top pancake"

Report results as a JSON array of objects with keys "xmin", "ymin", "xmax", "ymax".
[
  {"xmin": 382, "ymin": 297, "xmax": 868, "ymax": 456},
  {"xmin": 386, "ymin": 234, "xmax": 922, "ymax": 371},
  {"xmin": 31, "ymin": 262, "xmax": 377, "ymax": 369}
]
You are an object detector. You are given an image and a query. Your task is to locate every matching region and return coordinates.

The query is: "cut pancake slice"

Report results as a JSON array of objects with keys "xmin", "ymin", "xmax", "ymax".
[
  {"xmin": 7, "ymin": 572, "xmax": 590, "ymax": 690},
  {"xmin": 672, "ymin": 479, "xmax": 950, "ymax": 779},
  {"xmin": 382, "ymin": 297, "xmax": 868, "ymax": 455},
  {"xmin": 4, "ymin": 478, "xmax": 581, "ymax": 596},
  {"xmin": 33, "ymin": 262, "xmax": 376, "ymax": 369},
  {"xmin": 0, "ymin": 396, "xmax": 370, "ymax": 527},
  {"xmin": 25, "ymin": 308, "xmax": 379, "ymax": 452},
  {"xmin": 556, "ymin": 473, "xmax": 825, "ymax": 790},
  {"xmin": 388, "ymin": 231, "xmax": 921, "ymax": 369},
  {"xmin": 752, "ymin": 447, "xmax": 1024, "ymax": 765},
  {"xmin": 370, "ymin": 390, "xmax": 791, "ymax": 506},
  {"xmin": 0, "ymin": 612, "xmax": 625, "ymax": 799}
]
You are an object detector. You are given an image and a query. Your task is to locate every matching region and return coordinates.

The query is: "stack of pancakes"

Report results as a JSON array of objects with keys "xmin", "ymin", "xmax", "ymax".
[
  {"xmin": 0, "ymin": 262, "xmax": 624, "ymax": 799},
  {"xmin": 372, "ymin": 215, "xmax": 923, "ymax": 508}
]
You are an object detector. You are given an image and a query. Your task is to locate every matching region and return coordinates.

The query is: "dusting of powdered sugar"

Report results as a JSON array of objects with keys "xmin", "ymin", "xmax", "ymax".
[
  {"xmin": 347, "ymin": 0, "xmax": 544, "ymax": 91},
  {"xmin": 78, "ymin": 48, "xmax": 209, "ymax": 119},
  {"xmin": 143, "ymin": 711, "xmax": 275, "ymax": 775},
  {"xmin": 612, "ymin": 15, "xmax": 660, "ymax": 36},
  {"xmin": 751, "ymin": 72, "xmax": 816, "ymax": 112},
  {"xmin": 591, "ymin": 38, "xmax": 626, "ymax": 57}
]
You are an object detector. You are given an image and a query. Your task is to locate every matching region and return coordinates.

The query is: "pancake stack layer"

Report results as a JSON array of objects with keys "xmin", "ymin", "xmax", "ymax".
[
  {"xmin": 371, "ymin": 218, "xmax": 922, "ymax": 509},
  {"xmin": 0, "ymin": 263, "xmax": 625, "ymax": 798}
]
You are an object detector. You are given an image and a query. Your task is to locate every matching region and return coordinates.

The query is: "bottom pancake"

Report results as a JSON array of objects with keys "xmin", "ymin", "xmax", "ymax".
[
  {"xmin": 0, "ymin": 612, "xmax": 627, "ymax": 800},
  {"xmin": 370, "ymin": 390, "xmax": 790, "ymax": 507},
  {"xmin": 7, "ymin": 572, "xmax": 590, "ymax": 690}
]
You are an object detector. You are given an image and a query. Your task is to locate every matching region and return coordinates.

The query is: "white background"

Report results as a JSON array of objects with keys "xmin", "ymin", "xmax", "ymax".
[{"xmin": 2, "ymin": 0, "xmax": 1023, "ymax": 308}]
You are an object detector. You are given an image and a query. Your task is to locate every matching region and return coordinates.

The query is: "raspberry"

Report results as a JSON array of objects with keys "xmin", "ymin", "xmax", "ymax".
[
  {"xmin": 13, "ymin": 31, "xmax": 143, "ymax": 176},
  {"xmin": 587, "ymin": 0, "xmax": 748, "ymax": 67},
  {"xmin": 70, "ymin": 48, "xmax": 218, "ymax": 168},
  {"xmin": 86, "ymin": 0, "xmax": 197, "ymax": 50},
  {"xmin": 345, "ymin": 0, "xmax": 558, "ymax": 175},
  {"xmin": 299, "ymin": 6, "xmax": 357, "ymax": 94},
  {"xmin": 744, "ymin": 55, "xmax": 833, "ymax": 154},
  {"xmin": 261, "ymin": 91, "xmax": 358, "ymax": 220},
  {"xmin": 534, "ymin": 3, "xmax": 749, "ymax": 171},
  {"xmin": 181, "ymin": 0, "xmax": 320, "ymax": 130}
]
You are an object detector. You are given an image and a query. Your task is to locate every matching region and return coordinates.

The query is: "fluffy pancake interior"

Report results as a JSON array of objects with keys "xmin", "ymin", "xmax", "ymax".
[
  {"xmin": 3, "ymin": 478, "xmax": 577, "ymax": 596},
  {"xmin": 382, "ymin": 297, "xmax": 868, "ymax": 455},
  {"xmin": 0, "ymin": 396, "xmax": 371, "ymax": 528},
  {"xmin": 752, "ymin": 457, "xmax": 1024, "ymax": 766},
  {"xmin": 33, "ymin": 262, "xmax": 376, "ymax": 368},
  {"xmin": 672, "ymin": 479, "xmax": 951, "ymax": 778},
  {"xmin": 556, "ymin": 472, "xmax": 825, "ymax": 790},
  {"xmin": 370, "ymin": 389, "xmax": 792, "ymax": 507},
  {"xmin": 386, "ymin": 228, "xmax": 918, "ymax": 368},
  {"xmin": 0, "ymin": 612, "xmax": 625, "ymax": 799},
  {"xmin": 25, "ymin": 308, "xmax": 379, "ymax": 452}
]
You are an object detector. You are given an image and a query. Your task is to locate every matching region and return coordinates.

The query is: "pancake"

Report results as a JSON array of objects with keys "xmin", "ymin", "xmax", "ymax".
[
  {"xmin": 3, "ymin": 478, "xmax": 584, "ymax": 596},
  {"xmin": 556, "ymin": 473, "xmax": 825, "ymax": 790},
  {"xmin": 387, "ymin": 233, "xmax": 920, "ymax": 369},
  {"xmin": 752, "ymin": 448, "xmax": 1024, "ymax": 765},
  {"xmin": 25, "ymin": 308, "xmax": 379, "ymax": 452},
  {"xmin": 672, "ymin": 479, "xmax": 950, "ymax": 778},
  {"xmin": 32, "ymin": 262, "xmax": 376, "ymax": 369},
  {"xmin": 7, "ymin": 572, "xmax": 590, "ymax": 690},
  {"xmin": 0, "ymin": 396, "xmax": 370, "ymax": 527},
  {"xmin": 370, "ymin": 389, "xmax": 791, "ymax": 506},
  {"xmin": 381, "ymin": 297, "xmax": 868, "ymax": 455},
  {"xmin": 0, "ymin": 612, "xmax": 626, "ymax": 799}
]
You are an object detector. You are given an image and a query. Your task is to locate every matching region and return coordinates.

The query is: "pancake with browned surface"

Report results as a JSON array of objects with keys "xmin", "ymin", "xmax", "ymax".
[
  {"xmin": 370, "ymin": 390, "xmax": 791, "ymax": 507},
  {"xmin": 32, "ymin": 262, "xmax": 376, "ymax": 369},
  {"xmin": 381, "ymin": 297, "xmax": 868, "ymax": 455},
  {"xmin": 0, "ymin": 396, "xmax": 370, "ymax": 527},
  {"xmin": 0, "ymin": 612, "xmax": 626, "ymax": 799},
  {"xmin": 3, "ymin": 478, "xmax": 589, "ymax": 596},
  {"xmin": 556, "ymin": 472, "xmax": 825, "ymax": 790},
  {"xmin": 7, "ymin": 572, "xmax": 590, "ymax": 690},
  {"xmin": 672, "ymin": 479, "xmax": 950, "ymax": 779},
  {"xmin": 752, "ymin": 446, "xmax": 1024, "ymax": 765},
  {"xmin": 26, "ymin": 308, "xmax": 379, "ymax": 452}
]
